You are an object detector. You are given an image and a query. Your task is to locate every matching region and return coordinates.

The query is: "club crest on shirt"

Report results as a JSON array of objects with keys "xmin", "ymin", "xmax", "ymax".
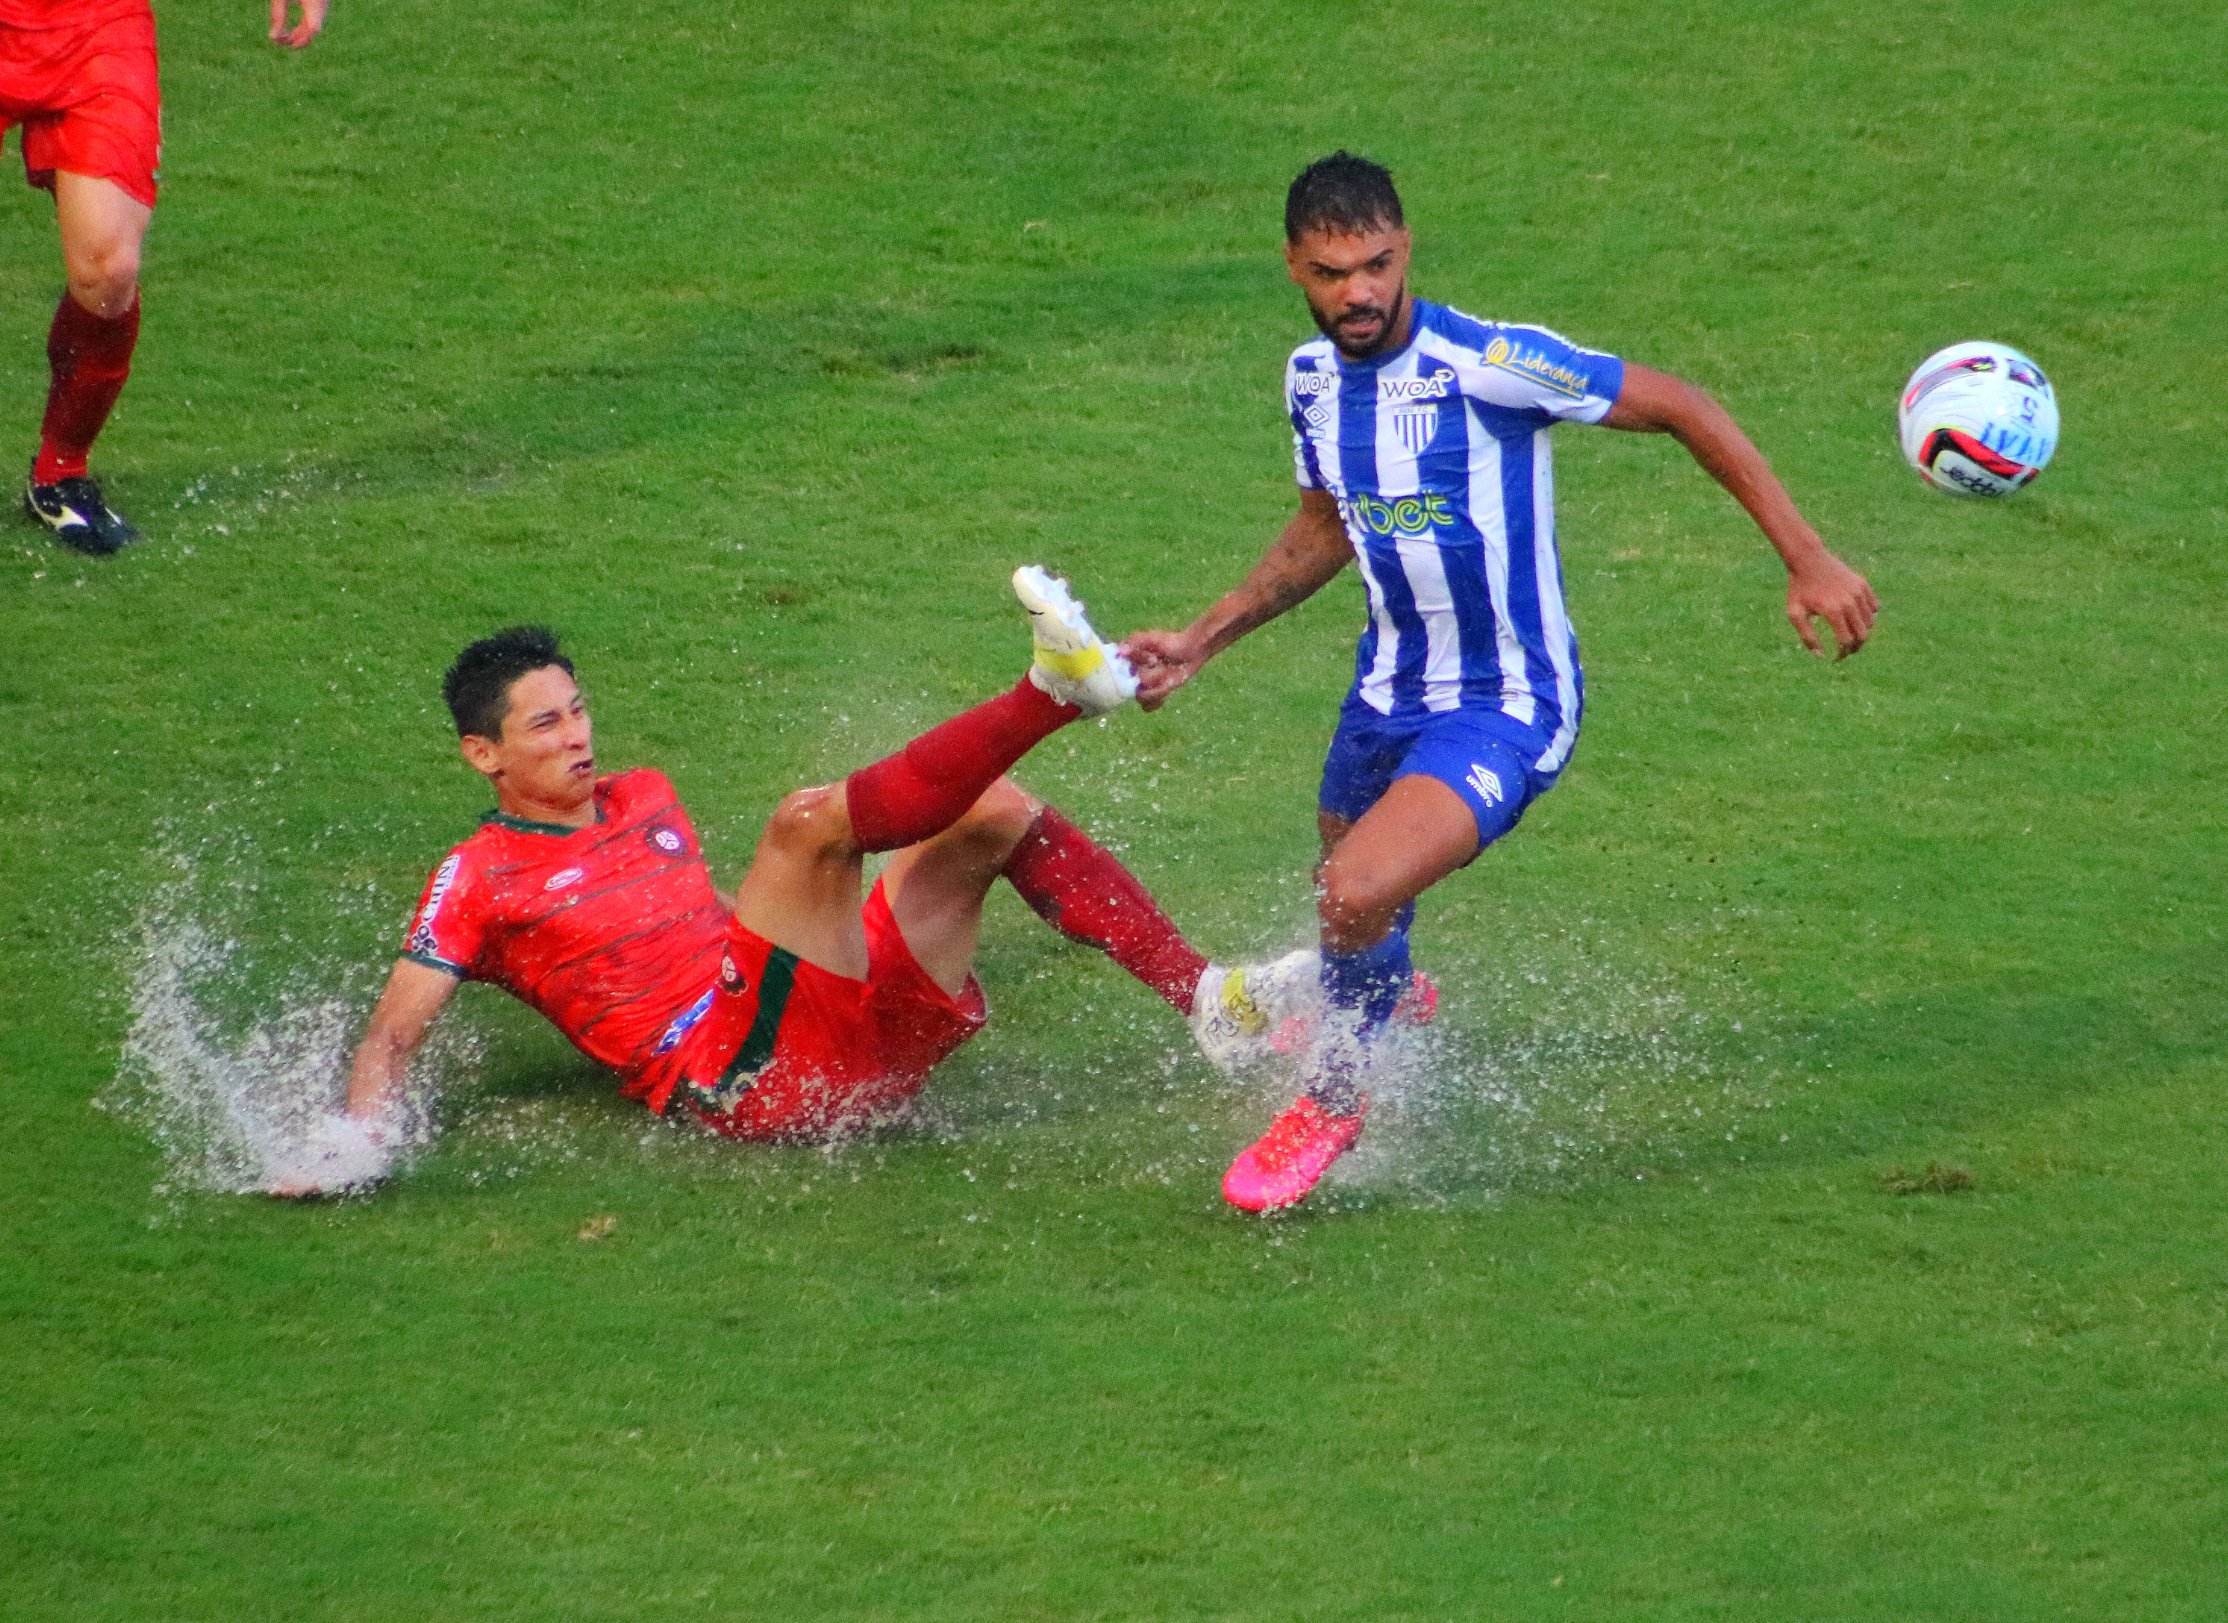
[
  {"xmin": 1391, "ymin": 406, "xmax": 1437, "ymax": 457},
  {"xmin": 719, "ymin": 953, "xmax": 747, "ymax": 994},
  {"xmin": 645, "ymin": 824, "xmax": 687, "ymax": 856},
  {"xmin": 1482, "ymin": 335, "xmax": 1586, "ymax": 399}
]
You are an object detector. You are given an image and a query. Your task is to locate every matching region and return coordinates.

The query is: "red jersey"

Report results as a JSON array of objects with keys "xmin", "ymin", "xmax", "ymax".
[
  {"xmin": 402, "ymin": 769, "xmax": 730, "ymax": 1104},
  {"xmin": 0, "ymin": 0, "xmax": 149, "ymax": 33}
]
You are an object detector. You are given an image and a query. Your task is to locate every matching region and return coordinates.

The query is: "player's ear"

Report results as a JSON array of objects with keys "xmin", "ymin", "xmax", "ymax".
[{"xmin": 459, "ymin": 733, "xmax": 503, "ymax": 778}]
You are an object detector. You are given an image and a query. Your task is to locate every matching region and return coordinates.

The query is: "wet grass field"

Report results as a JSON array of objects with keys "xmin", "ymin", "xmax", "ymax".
[{"xmin": 3, "ymin": 1, "xmax": 2224, "ymax": 1616}]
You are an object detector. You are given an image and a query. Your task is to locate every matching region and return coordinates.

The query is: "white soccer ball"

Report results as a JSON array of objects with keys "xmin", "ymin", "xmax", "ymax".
[{"xmin": 1897, "ymin": 340, "xmax": 2058, "ymax": 498}]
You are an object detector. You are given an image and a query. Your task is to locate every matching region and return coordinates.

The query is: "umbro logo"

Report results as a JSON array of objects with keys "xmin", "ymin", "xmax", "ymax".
[{"xmin": 1466, "ymin": 763, "xmax": 1505, "ymax": 806}]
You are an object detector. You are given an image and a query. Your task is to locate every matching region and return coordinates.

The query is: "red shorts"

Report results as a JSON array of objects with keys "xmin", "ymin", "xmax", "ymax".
[
  {"xmin": 665, "ymin": 877, "xmax": 987, "ymax": 1141},
  {"xmin": 0, "ymin": 7, "xmax": 161, "ymax": 209}
]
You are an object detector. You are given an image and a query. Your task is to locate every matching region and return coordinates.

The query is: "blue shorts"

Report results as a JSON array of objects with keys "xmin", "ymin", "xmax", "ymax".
[{"xmin": 1318, "ymin": 697, "xmax": 1562, "ymax": 851}]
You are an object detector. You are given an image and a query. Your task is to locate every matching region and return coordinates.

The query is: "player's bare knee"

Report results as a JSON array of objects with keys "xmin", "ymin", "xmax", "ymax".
[
  {"xmin": 65, "ymin": 243, "xmax": 140, "ymax": 319},
  {"xmin": 1317, "ymin": 871, "xmax": 1401, "ymax": 953},
  {"xmin": 959, "ymin": 778, "xmax": 1040, "ymax": 849},
  {"xmin": 762, "ymin": 785, "xmax": 853, "ymax": 861}
]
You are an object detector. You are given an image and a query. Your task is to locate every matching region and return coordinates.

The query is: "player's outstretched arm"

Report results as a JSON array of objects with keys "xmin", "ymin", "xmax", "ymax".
[
  {"xmin": 1122, "ymin": 488, "xmax": 1351, "ymax": 709},
  {"xmin": 1602, "ymin": 362, "xmax": 1879, "ymax": 659},
  {"xmin": 268, "ymin": 0, "xmax": 328, "ymax": 49},
  {"xmin": 267, "ymin": 958, "xmax": 455, "ymax": 1197}
]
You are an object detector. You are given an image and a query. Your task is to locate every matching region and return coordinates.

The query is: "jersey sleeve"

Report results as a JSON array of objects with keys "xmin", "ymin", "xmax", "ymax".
[
  {"xmin": 1466, "ymin": 323, "xmax": 1625, "ymax": 425},
  {"xmin": 401, "ymin": 847, "xmax": 483, "ymax": 978},
  {"xmin": 1286, "ymin": 357, "xmax": 1330, "ymax": 490}
]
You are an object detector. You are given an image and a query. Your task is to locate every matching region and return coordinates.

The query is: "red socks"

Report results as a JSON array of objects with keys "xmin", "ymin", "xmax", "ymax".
[
  {"xmin": 36, "ymin": 291, "xmax": 140, "ymax": 485},
  {"xmin": 844, "ymin": 676, "xmax": 1077, "ymax": 853},
  {"xmin": 1002, "ymin": 805, "xmax": 1208, "ymax": 1014},
  {"xmin": 840, "ymin": 682, "xmax": 1206, "ymax": 1014}
]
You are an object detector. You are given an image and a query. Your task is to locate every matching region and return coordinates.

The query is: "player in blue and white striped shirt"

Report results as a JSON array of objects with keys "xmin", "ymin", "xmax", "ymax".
[{"xmin": 1125, "ymin": 153, "xmax": 1879, "ymax": 1212}]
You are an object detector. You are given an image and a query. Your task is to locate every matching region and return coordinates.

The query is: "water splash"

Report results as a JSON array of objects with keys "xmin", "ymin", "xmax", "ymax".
[
  {"xmin": 1319, "ymin": 944, "xmax": 1787, "ymax": 1206},
  {"xmin": 101, "ymin": 891, "xmax": 455, "ymax": 1198},
  {"xmin": 919, "ymin": 921, "xmax": 1786, "ymax": 1210}
]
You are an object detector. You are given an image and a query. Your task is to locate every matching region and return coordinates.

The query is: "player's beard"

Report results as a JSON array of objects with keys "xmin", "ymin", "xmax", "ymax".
[{"xmin": 1312, "ymin": 282, "xmax": 1410, "ymax": 360}]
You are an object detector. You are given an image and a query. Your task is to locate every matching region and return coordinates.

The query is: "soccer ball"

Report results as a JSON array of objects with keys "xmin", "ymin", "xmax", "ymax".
[{"xmin": 1897, "ymin": 341, "xmax": 2058, "ymax": 498}]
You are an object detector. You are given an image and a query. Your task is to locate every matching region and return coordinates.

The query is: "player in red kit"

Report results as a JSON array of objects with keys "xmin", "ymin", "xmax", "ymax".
[
  {"xmin": 272, "ymin": 569, "xmax": 1319, "ymax": 1196},
  {"xmin": 1, "ymin": 0, "xmax": 327, "ymax": 555}
]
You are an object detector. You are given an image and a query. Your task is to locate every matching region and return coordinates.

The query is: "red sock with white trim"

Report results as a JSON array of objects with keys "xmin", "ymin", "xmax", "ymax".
[
  {"xmin": 35, "ymin": 291, "xmax": 139, "ymax": 485},
  {"xmin": 843, "ymin": 676, "xmax": 1078, "ymax": 853},
  {"xmin": 1002, "ymin": 805, "xmax": 1208, "ymax": 1014}
]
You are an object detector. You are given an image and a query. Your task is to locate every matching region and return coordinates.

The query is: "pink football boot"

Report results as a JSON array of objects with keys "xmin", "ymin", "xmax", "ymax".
[{"xmin": 1222, "ymin": 1095, "xmax": 1367, "ymax": 1213}]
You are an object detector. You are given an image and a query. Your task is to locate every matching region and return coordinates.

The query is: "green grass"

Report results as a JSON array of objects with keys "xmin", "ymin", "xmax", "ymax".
[{"xmin": 4, "ymin": 0, "xmax": 2226, "ymax": 1616}]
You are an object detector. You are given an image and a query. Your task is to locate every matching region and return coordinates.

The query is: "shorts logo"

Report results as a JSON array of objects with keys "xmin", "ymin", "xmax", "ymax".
[
  {"xmin": 646, "ymin": 825, "xmax": 686, "ymax": 855},
  {"xmin": 1482, "ymin": 335, "xmax": 1587, "ymax": 400},
  {"xmin": 653, "ymin": 987, "xmax": 717, "ymax": 1055},
  {"xmin": 719, "ymin": 953, "xmax": 747, "ymax": 994},
  {"xmin": 1379, "ymin": 366, "xmax": 1455, "ymax": 403},
  {"xmin": 543, "ymin": 866, "xmax": 585, "ymax": 892},
  {"xmin": 1339, "ymin": 491, "xmax": 1453, "ymax": 539},
  {"xmin": 1466, "ymin": 763, "xmax": 1506, "ymax": 807}
]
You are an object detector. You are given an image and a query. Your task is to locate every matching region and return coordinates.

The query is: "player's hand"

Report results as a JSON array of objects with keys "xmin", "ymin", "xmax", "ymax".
[
  {"xmin": 1786, "ymin": 551, "xmax": 1878, "ymax": 659},
  {"xmin": 1120, "ymin": 629, "xmax": 1207, "ymax": 711},
  {"xmin": 269, "ymin": 0, "xmax": 328, "ymax": 48},
  {"xmin": 264, "ymin": 1111, "xmax": 393, "ymax": 1199}
]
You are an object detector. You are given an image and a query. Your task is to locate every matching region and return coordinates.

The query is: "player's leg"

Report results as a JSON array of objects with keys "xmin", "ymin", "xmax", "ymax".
[
  {"xmin": 889, "ymin": 778, "xmax": 1326, "ymax": 1073},
  {"xmin": 999, "ymin": 799, "xmax": 1211, "ymax": 1015},
  {"xmin": 1225, "ymin": 721, "xmax": 1538, "ymax": 1212},
  {"xmin": 877, "ymin": 778, "xmax": 1041, "ymax": 996},
  {"xmin": 731, "ymin": 678, "xmax": 1084, "ymax": 978},
  {"xmin": 731, "ymin": 565, "xmax": 1137, "ymax": 976},
  {"xmin": 1311, "ymin": 774, "xmax": 1481, "ymax": 1078},
  {"xmin": 879, "ymin": 776, "xmax": 1213, "ymax": 1011},
  {"xmin": 20, "ymin": 7, "xmax": 162, "ymax": 555},
  {"xmin": 53, "ymin": 169, "xmax": 144, "ymax": 318},
  {"xmin": 27, "ymin": 174, "xmax": 149, "ymax": 552},
  {"xmin": 730, "ymin": 782, "xmax": 875, "ymax": 977}
]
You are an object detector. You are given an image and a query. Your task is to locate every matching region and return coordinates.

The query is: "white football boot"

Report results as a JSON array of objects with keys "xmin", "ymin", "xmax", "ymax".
[
  {"xmin": 1190, "ymin": 949, "xmax": 1322, "ymax": 1074},
  {"xmin": 1013, "ymin": 565, "xmax": 1138, "ymax": 717}
]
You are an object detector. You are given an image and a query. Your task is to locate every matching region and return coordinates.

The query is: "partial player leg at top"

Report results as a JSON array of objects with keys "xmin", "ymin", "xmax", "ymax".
[{"xmin": 8, "ymin": 3, "xmax": 164, "ymax": 555}]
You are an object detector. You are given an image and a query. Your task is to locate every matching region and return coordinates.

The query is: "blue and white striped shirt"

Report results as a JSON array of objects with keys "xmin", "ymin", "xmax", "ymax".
[{"xmin": 1288, "ymin": 299, "xmax": 1623, "ymax": 772}]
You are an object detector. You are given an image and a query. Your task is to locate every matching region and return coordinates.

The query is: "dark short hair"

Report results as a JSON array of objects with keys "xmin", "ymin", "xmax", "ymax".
[
  {"xmin": 1285, "ymin": 151, "xmax": 1404, "ymax": 242},
  {"xmin": 442, "ymin": 625, "xmax": 573, "ymax": 740}
]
